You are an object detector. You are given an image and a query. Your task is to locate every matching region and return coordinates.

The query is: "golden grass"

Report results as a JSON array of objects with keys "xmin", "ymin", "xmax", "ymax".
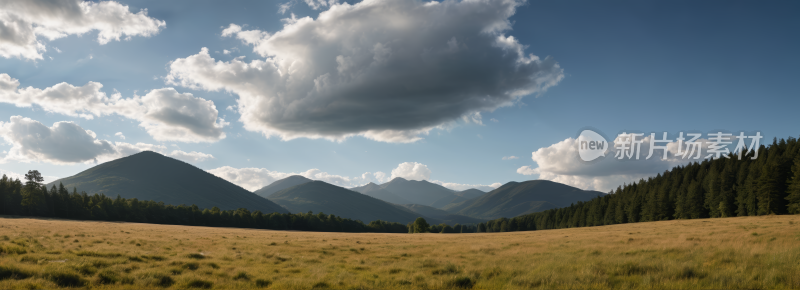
[{"xmin": 0, "ymin": 215, "xmax": 799, "ymax": 289}]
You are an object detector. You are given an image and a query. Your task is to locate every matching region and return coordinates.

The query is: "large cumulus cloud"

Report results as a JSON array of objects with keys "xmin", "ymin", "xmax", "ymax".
[
  {"xmin": 0, "ymin": 74, "xmax": 227, "ymax": 143},
  {"xmin": 167, "ymin": 0, "xmax": 563, "ymax": 143},
  {"xmin": 0, "ymin": 116, "xmax": 213, "ymax": 165},
  {"xmin": 0, "ymin": 0, "xmax": 165, "ymax": 60}
]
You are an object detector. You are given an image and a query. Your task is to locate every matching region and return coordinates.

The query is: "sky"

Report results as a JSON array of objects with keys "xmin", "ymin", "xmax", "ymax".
[{"xmin": 0, "ymin": 0, "xmax": 798, "ymax": 193}]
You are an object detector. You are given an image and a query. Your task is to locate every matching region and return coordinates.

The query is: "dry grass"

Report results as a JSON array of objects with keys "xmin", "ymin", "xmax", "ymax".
[{"xmin": 0, "ymin": 215, "xmax": 799, "ymax": 289}]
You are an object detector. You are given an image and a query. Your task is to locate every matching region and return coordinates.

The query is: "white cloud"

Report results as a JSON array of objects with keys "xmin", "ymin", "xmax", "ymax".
[
  {"xmin": 278, "ymin": 0, "xmax": 296, "ymax": 14},
  {"xmin": 0, "ymin": 0, "xmax": 165, "ymax": 60},
  {"xmin": 390, "ymin": 162, "xmax": 431, "ymax": 181},
  {"xmin": 0, "ymin": 116, "xmax": 116, "ymax": 164},
  {"xmin": 114, "ymin": 132, "xmax": 125, "ymax": 140},
  {"xmin": 223, "ymin": 49, "xmax": 231, "ymax": 55},
  {"xmin": 502, "ymin": 156, "xmax": 518, "ymax": 160},
  {"xmin": 304, "ymin": 0, "xmax": 339, "ymax": 10},
  {"xmin": 208, "ymin": 166, "xmax": 362, "ymax": 191},
  {"xmin": 490, "ymin": 118, "xmax": 499, "ymax": 123},
  {"xmin": 0, "ymin": 74, "xmax": 227, "ymax": 143},
  {"xmin": 137, "ymin": 88, "xmax": 228, "ymax": 143},
  {"xmin": 166, "ymin": 0, "xmax": 563, "ymax": 143},
  {"xmin": 0, "ymin": 116, "xmax": 212, "ymax": 165},
  {"xmin": 167, "ymin": 150, "xmax": 214, "ymax": 163},
  {"xmin": 430, "ymin": 180, "xmax": 501, "ymax": 192},
  {"xmin": 518, "ymin": 135, "xmax": 714, "ymax": 192}
]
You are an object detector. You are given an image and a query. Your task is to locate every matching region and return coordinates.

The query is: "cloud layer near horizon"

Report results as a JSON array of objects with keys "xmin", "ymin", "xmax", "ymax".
[
  {"xmin": 518, "ymin": 135, "xmax": 714, "ymax": 192},
  {"xmin": 0, "ymin": 116, "xmax": 213, "ymax": 165},
  {"xmin": 0, "ymin": 74, "xmax": 227, "ymax": 143},
  {"xmin": 0, "ymin": 0, "xmax": 165, "ymax": 60},
  {"xmin": 167, "ymin": 0, "xmax": 563, "ymax": 143},
  {"xmin": 208, "ymin": 161, "xmax": 501, "ymax": 192}
]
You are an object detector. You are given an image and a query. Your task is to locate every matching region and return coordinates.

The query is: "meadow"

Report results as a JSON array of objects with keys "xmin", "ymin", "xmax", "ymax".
[{"xmin": 0, "ymin": 215, "xmax": 798, "ymax": 289}]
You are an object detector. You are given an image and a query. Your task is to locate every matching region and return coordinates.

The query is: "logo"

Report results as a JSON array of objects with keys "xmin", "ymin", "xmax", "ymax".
[{"xmin": 578, "ymin": 130, "xmax": 608, "ymax": 161}]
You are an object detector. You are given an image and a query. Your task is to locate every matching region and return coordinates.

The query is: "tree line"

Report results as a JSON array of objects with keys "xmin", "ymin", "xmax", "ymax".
[
  {"xmin": 407, "ymin": 217, "xmax": 477, "ymax": 233},
  {"xmin": 0, "ymin": 172, "xmax": 407, "ymax": 233},
  {"xmin": 477, "ymin": 137, "xmax": 800, "ymax": 232}
]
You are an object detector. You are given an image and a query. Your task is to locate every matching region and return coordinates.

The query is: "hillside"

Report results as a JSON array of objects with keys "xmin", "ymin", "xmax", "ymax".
[
  {"xmin": 456, "ymin": 188, "xmax": 487, "ymax": 199},
  {"xmin": 47, "ymin": 151, "xmax": 288, "ymax": 214},
  {"xmin": 253, "ymin": 175, "xmax": 312, "ymax": 198},
  {"xmin": 430, "ymin": 195, "xmax": 470, "ymax": 208},
  {"xmin": 444, "ymin": 180, "xmax": 604, "ymax": 220},
  {"xmin": 379, "ymin": 178, "xmax": 455, "ymax": 206},
  {"xmin": 267, "ymin": 181, "xmax": 421, "ymax": 224},
  {"xmin": 350, "ymin": 182, "xmax": 412, "ymax": 205},
  {"xmin": 399, "ymin": 204, "xmax": 486, "ymax": 225}
]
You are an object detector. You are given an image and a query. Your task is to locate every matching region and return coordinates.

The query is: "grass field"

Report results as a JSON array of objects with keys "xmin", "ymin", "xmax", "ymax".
[{"xmin": 0, "ymin": 215, "xmax": 799, "ymax": 289}]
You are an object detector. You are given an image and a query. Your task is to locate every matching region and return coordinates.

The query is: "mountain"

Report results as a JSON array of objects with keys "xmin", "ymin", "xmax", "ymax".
[
  {"xmin": 253, "ymin": 175, "xmax": 312, "ymax": 198},
  {"xmin": 443, "ymin": 180, "xmax": 605, "ymax": 220},
  {"xmin": 399, "ymin": 204, "xmax": 486, "ymax": 225},
  {"xmin": 456, "ymin": 189, "xmax": 487, "ymax": 199},
  {"xmin": 430, "ymin": 195, "xmax": 470, "ymax": 209},
  {"xmin": 429, "ymin": 188, "xmax": 488, "ymax": 208},
  {"xmin": 47, "ymin": 151, "xmax": 288, "ymax": 214},
  {"xmin": 379, "ymin": 178, "xmax": 455, "ymax": 206},
  {"xmin": 267, "ymin": 181, "xmax": 421, "ymax": 224},
  {"xmin": 350, "ymin": 182, "xmax": 412, "ymax": 205}
]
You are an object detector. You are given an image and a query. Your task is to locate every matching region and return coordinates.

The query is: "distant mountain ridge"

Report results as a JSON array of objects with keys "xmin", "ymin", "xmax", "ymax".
[
  {"xmin": 267, "ymin": 181, "xmax": 421, "ymax": 224},
  {"xmin": 350, "ymin": 182, "xmax": 412, "ymax": 205},
  {"xmin": 48, "ymin": 151, "xmax": 288, "ymax": 214},
  {"xmin": 443, "ymin": 180, "xmax": 605, "ymax": 220},
  {"xmin": 254, "ymin": 175, "xmax": 312, "ymax": 198},
  {"xmin": 378, "ymin": 178, "xmax": 456, "ymax": 206}
]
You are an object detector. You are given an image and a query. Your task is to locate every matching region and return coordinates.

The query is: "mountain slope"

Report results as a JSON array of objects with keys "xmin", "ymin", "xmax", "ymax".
[
  {"xmin": 48, "ymin": 151, "xmax": 288, "ymax": 213},
  {"xmin": 350, "ymin": 182, "xmax": 412, "ymax": 205},
  {"xmin": 399, "ymin": 204, "xmax": 486, "ymax": 225},
  {"xmin": 430, "ymin": 195, "xmax": 469, "ymax": 209},
  {"xmin": 379, "ymin": 178, "xmax": 455, "ymax": 206},
  {"xmin": 444, "ymin": 180, "xmax": 604, "ymax": 220},
  {"xmin": 253, "ymin": 175, "xmax": 312, "ymax": 198},
  {"xmin": 456, "ymin": 189, "xmax": 487, "ymax": 199},
  {"xmin": 268, "ymin": 181, "xmax": 421, "ymax": 224}
]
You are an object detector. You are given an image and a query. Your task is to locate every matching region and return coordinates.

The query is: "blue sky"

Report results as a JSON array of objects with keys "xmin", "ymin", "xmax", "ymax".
[{"xmin": 0, "ymin": 0, "xmax": 798, "ymax": 192}]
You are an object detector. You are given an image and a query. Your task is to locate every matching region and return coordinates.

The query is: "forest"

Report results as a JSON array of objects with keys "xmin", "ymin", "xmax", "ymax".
[{"xmin": 477, "ymin": 137, "xmax": 800, "ymax": 232}]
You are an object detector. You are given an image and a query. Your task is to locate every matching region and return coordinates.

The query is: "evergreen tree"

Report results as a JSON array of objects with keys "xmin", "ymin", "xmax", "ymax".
[
  {"xmin": 786, "ymin": 155, "xmax": 800, "ymax": 214},
  {"xmin": 20, "ymin": 170, "xmax": 45, "ymax": 214}
]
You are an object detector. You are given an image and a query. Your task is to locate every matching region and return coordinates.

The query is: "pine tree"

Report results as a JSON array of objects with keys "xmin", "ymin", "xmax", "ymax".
[
  {"xmin": 758, "ymin": 161, "xmax": 783, "ymax": 215},
  {"xmin": 20, "ymin": 170, "xmax": 45, "ymax": 215},
  {"xmin": 786, "ymin": 155, "xmax": 800, "ymax": 214}
]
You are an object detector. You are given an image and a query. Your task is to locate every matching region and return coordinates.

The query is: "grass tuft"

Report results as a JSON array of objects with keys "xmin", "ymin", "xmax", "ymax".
[
  {"xmin": 255, "ymin": 279, "xmax": 272, "ymax": 287},
  {"xmin": 312, "ymin": 281, "xmax": 330, "ymax": 288},
  {"xmin": 0, "ymin": 265, "xmax": 33, "ymax": 281},
  {"xmin": 41, "ymin": 268, "xmax": 87, "ymax": 287},
  {"xmin": 184, "ymin": 279, "xmax": 213, "ymax": 288},
  {"xmin": 186, "ymin": 253, "xmax": 206, "ymax": 259},
  {"xmin": 448, "ymin": 276, "xmax": 475, "ymax": 289},
  {"xmin": 95, "ymin": 269, "xmax": 120, "ymax": 285},
  {"xmin": 233, "ymin": 271, "xmax": 250, "ymax": 280}
]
